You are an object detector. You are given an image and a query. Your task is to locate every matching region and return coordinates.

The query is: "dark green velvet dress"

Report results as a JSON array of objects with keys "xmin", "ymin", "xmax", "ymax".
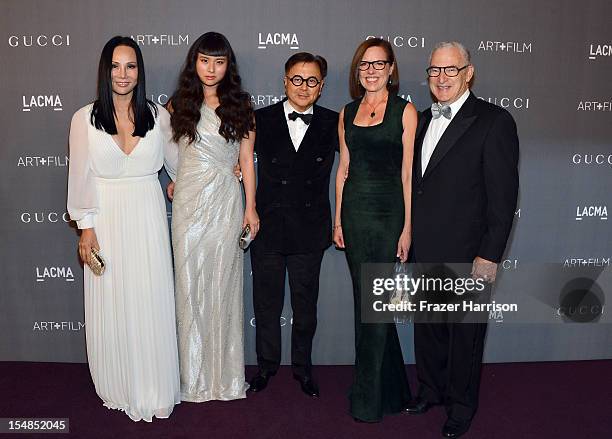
[{"xmin": 341, "ymin": 94, "xmax": 411, "ymax": 422}]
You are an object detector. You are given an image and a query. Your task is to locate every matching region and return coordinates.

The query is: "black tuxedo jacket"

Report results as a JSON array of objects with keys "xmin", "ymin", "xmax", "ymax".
[
  {"xmin": 411, "ymin": 92, "xmax": 519, "ymax": 264},
  {"xmin": 253, "ymin": 100, "xmax": 339, "ymax": 254}
]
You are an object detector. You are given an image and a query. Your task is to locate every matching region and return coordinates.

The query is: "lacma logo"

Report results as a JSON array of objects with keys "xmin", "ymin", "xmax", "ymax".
[
  {"xmin": 130, "ymin": 34, "xmax": 189, "ymax": 46},
  {"xmin": 478, "ymin": 40, "xmax": 532, "ymax": 53},
  {"xmin": 36, "ymin": 266, "xmax": 75, "ymax": 282},
  {"xmin": 588, "ymin": 43, "xmax": 611, "ymax": 60},
  {"xmin": 8, "ymin": 34, "xmax": 70, "ymax": 47},
  {"xmin": 258, "ymin": 33, "xmax": 299, "ymax": 50},
  {"xmin": 575, "ymin": 205, "xmax": 608, "ymax": 221},
  {"xmin": 22, "ymin": 95, "xmax": 62, "ymax": 112}
]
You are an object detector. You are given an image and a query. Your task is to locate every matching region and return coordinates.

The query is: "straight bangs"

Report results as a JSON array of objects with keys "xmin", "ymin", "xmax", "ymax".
[{"xmin": 196, "ymin": 36, "xmax": 231, "ymax": 59}]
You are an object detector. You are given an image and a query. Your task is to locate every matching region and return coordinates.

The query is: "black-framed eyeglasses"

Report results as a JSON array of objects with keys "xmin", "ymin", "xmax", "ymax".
[
  {"xmin": 286, "ymin": 75, "xmax": 322, "ymax": 88},
  {"xmin": 358, "ymin": 60, "xmax": 391, "ymax": 71},
  {"xmin": 426, "ymin": 65, "xmax": 470, "ymax": 77}
]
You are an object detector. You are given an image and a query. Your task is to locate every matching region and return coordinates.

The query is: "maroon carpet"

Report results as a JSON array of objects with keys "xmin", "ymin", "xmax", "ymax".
[{"xmin": 0, "ymin": 361, "xmax": 610, "ymax": 438}]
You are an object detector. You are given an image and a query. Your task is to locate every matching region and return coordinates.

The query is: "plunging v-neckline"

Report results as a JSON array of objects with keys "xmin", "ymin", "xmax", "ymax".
[{"xmin": 111, "ymin": 134, "xmax": 142, "ymax": 157}]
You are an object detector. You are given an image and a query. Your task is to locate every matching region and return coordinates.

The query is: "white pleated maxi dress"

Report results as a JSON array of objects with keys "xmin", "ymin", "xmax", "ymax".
[{"xmin": 67, "ymin": 103, "xmax": 180, "ymax": 422}]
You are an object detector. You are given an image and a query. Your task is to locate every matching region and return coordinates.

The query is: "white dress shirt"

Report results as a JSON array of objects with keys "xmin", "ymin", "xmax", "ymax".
[
  {"xmin": 421, "ymin": 89, "xmax": 470, "ymax": 176},
  {"xmin": 284, "ymin": 100, "xmax": 313, "ymax": 151}
]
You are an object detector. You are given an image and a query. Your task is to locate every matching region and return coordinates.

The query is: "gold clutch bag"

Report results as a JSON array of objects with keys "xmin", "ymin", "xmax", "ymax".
[
  {"xmin": 239, "ymin": 224, "xmax": 253, "ymax": 250},
  {"xmin": 89, "ymin": 248, "xmax": 106, "ymax": 276}
]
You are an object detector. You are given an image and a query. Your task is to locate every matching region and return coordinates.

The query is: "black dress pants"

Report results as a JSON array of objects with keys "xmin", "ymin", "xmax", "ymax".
[
  {"xmin": 414, "ymin": 321, "xmax": 488, "ymax": 423},
  {"xmin": 251, "ymin": 244, "xmax": 324, "ymax": 378}
]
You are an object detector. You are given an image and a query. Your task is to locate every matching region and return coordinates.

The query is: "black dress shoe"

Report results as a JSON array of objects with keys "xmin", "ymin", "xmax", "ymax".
[
  {"xmin": 248, "ymin": 371, "xmax": 275, "ymax": 393},
  {"xmin": 403, "ymin": 398, "xmax": 436, "ymax": 415},
  {"xmin": 442, "ymin": 418, "xmax": 470, "ymax": 438},
  {"xmin": 352, "ymin": 417, "xmax": 380, "ymax": 423},
  {"xmin": 293, "ymin": 374, "xmax": 319, "ymax": 397}
]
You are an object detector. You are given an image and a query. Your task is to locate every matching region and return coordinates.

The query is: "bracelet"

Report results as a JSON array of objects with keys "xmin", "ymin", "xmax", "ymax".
[{"xmin": 333, "ymin": 224, "xmax": 342, "ymax": 229}]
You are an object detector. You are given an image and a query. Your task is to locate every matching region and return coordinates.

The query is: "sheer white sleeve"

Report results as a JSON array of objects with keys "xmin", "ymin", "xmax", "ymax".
[
  {"xmin": 67, "ymin": 107, "xmax": 98, "ymax": 229},
  {"xmin": 159, "ymin": 106, "xmax": 179, "ymax": 182}
]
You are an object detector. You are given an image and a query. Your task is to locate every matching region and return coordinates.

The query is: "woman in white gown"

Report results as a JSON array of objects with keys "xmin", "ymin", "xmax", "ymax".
[
  {"xmin": 167, "ymin": 32, "xmax": 258, "ymax": 402},
  {"xmin": 67, "ymin": 36, "xmax": 180, "ymax": 422}
]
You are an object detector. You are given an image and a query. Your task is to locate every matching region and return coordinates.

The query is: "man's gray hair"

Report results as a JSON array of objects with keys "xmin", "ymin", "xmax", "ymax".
[{"xmin": 429, "ymin": 41, "xmax": 471, "ymax": 65}]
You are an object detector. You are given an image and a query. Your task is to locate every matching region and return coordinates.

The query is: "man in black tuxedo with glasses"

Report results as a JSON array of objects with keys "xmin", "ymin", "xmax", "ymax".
[
  {"xmin": 405, "ymin": 41, "xmax": 519, "ymax": 438},
  {"xmin": 248, "ymin": 52, "xmax": 339, "ymax": 398}
]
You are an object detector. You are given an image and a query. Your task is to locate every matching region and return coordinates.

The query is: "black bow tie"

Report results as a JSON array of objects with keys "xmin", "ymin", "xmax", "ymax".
[{"xmin": 288, "ymin": 111, "xmax": 312, "ymax": 125}]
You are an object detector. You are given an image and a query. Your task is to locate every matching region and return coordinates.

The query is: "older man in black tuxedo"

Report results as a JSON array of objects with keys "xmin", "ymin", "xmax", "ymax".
[
  {"xmin": 248, "ymin": 52, "xmax": 338, "ymax": 397},
  {"xmin": 405, "ymin": 42, "xmax": 519, "ymax": 438}
]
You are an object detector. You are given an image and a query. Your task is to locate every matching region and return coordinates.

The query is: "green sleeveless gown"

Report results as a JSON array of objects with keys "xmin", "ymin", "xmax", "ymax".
[{"xmin": 341, "ymin": 94, "xmax": 411, "ymax": 422}]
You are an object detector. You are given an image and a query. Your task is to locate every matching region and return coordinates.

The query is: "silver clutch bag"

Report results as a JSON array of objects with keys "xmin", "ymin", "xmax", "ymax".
[
  {"xmin": 239, "ymin": 224, "xmax": 253, "ymax": 250},
  {"xmin": 89, "ymin": 248, "xmax": 106, "ymax": 276}
]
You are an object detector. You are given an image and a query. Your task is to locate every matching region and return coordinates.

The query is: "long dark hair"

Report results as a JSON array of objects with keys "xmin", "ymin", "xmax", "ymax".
[
  {"xmin": 90, "ymin": 36, "xmax": 157, "ymax": 136},
  {"xmin": 349, "ymin": 38, "xmax": 399, "ymax": 99},
  {"xmin": 170, "ymin": 32, "xmax": 254, "ymax": 144}
]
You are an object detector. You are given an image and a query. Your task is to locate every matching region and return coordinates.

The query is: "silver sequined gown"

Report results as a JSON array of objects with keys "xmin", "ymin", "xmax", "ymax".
[{"xmin": 171, "ymin": 105, "xmax": 248, "ymax": 402}]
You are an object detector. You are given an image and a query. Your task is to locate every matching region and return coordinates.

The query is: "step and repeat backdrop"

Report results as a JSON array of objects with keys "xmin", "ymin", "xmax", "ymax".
[{"xmin": 1, "ymin": 0, "xmax": 610, "ymax": 364}]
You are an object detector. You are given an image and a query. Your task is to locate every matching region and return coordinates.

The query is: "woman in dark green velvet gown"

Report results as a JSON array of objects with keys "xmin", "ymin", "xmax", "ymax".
[{"xmin": 333, "ymin": 38, "xmax": 418, "ymax": 422}]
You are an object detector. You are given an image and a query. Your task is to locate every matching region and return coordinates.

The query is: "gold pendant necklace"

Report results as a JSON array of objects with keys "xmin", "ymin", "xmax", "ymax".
[{"xmin": 363, "ymin": 96, "xmax": 388, "ymax": 118}]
